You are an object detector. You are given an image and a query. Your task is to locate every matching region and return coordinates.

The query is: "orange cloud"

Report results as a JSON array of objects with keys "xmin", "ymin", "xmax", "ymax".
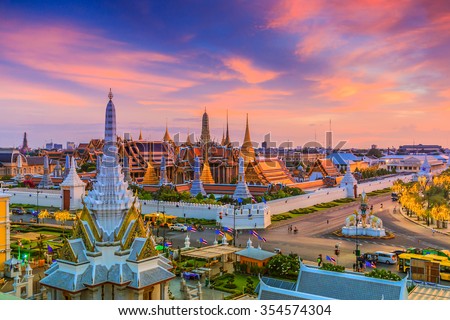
[
  {"xmin": 266, "ymin": 0, "xmax": 323, "ymax": 29},
  {"xmin": 223, "ymin": 57, "xmax": 280, "ymax": 84}
]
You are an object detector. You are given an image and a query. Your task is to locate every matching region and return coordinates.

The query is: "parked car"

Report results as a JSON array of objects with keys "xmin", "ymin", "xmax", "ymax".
[
  {"xmin": 170, "ymin": 223, "xmax": 188, "ymax": 232},
  {"xmin": 375, "ymin": 251, "xmax": 397, "ymax": 264},
  {"xmin": 12, "ymin": 208, "xmax": 26, "ymax": 215},
  {"xmin": 26, "ymin": 209, "xmax": 39, "ymax": 216}
]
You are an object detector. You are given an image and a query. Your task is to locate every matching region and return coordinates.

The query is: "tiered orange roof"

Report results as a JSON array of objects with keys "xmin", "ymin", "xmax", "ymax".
[
  {"xmin": 249, "ymin": 159, "xmax": 295, "ymax": 185},
  {"xmin": 308, "ymin": 159, "xmax": 340, "ymax": 178}
]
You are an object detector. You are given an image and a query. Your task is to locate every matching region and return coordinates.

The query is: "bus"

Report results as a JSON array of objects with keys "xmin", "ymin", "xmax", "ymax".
[
  {"xmin": 398, "ymin": 253, "xmax": 450, "ymax": 281},
  {"xmin": 143, "ymin": 213, "xmax": 177, "ymax": 227}
]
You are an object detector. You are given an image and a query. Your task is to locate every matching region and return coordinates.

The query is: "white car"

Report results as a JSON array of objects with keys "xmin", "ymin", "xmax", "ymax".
[{"xmin": 170, "ymin": 223, "xmax": 188, "ymax": 232}]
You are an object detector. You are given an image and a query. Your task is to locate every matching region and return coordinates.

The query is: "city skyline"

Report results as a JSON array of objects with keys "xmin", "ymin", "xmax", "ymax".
[{"xmin": 1, "ymin": 1, "xmax": 450, "ymax": 148}]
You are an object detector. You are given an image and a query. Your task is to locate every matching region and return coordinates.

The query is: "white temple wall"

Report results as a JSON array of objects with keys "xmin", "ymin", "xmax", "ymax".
[
  {"xmin": 268, "ymin": 174, "xmax": 414, "ymax": 215},
  {"xmin": 2, "ymin": 190, "xmax": 61, "ymax": 208}
]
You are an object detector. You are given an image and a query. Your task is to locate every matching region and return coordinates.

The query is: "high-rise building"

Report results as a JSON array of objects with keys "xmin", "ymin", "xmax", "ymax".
[{"xmin": 326, "ymin": 120, "xmax": 333, "ymax": 150}]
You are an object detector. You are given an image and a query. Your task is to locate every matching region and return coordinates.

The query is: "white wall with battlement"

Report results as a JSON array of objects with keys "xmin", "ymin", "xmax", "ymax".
[
  {"xmin": 267, "ymin": 174, "xmax": 414, "ymax": 215},
  {"xmin": 1, "ymin": 189, "xmax": 61, "ymax": 209},
  {"xmin": 2, "ymin": 174, "xmax": 413, "ymax": 229}
]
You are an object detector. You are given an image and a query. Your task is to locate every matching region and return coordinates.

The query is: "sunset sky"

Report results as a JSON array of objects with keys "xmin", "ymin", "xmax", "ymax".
[{"xmin": 1, "ymin": 1, "xmax": 450, "ymax": 149}]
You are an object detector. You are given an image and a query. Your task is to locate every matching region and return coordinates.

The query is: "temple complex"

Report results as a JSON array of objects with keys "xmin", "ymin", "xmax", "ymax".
[
  {"xmin": 68, "ymin": 108, "xmax": 295, "ymax": 188},
  {"xmin": 40, "ymin": 90, "xmax": 175, "ymax": 300}
]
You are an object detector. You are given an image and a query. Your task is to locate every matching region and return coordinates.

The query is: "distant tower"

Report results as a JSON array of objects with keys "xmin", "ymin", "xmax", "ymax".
[
  {"xmin": 232, "ymin": 156, "xmax": 252, "ymax": 200},
  {"xmin": 64, "ymin": 154, "xmax": 70, "ymax": 177},
  {"xmin": 326, "ymin": 119, "xmax": 332, "ymax": 151},
  {"xmin": 14, "ymin": 154, "xmax": 24, "ymax": 183},
  {"xmin": 162, "ymin": 122, "xmax": 173, "ymax": 143},
  {"xmin": 105, "ymin": 89, "xmax": 117, "ymax": 143},
  {"xmin": 223, "ymin": 110, "xmax": 231, "ymax": 147},
  {"xmin": 241, "ymin": 113, "xmax": 255, "ymax": 163},
  {"xmin": 190, "ymin": 156, "xmax": 206, "ymax": 196},
  {"xmin": 185, "ymin": 129, "xmax": 193, "ymax": 146},
  {"xmin": 200, "ymin": 107, "xmax": 211, "ymax": 144},
  {"xmin": 123, "ymin": 156, "xmax": 132, "ymax": 183},
  {"xmin": 159, "ymin": 156, "xmax": 169, "ymax": 186},
  {"xmin": 60, "ymin": 157, "xmax": 86, "ymax": 211},
  {"xmin": 38, "ymin": 155, "xmax": 54, "ymax": 189},
  {"xmin": 53, "ymin": 160, "xmax": 62, "ymax": 178},
  {"xmin": 20, "ymin": 132, "xmax": 30, "ymax": 154}
]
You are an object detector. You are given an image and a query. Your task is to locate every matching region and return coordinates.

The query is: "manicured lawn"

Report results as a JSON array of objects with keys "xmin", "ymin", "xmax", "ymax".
[{"xmin": 212, "ymin": 273, "xmax": 259, "ymax": 294}]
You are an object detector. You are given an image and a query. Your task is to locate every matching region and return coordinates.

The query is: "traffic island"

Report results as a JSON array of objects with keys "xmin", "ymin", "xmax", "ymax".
[{"xmin": 332, "ymin": 229, "xmax": 395, "ymax": 240}]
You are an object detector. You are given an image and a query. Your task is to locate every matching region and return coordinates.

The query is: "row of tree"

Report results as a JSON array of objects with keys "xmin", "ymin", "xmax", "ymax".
[{"xmin": 393, "ymin": 170, "xmax": 450, "ymax": 226}]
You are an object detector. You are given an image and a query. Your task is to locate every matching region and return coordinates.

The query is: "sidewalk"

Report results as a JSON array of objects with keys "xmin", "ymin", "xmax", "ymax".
[{"xmin": 397, "ymin": 207, "xmax": 450, "ymax": 237}]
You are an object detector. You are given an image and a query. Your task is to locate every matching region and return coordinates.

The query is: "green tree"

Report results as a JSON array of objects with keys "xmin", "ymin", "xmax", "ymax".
[{"xmin": 244, "ymin": 277, "xmax": 255, "ymax": 295}]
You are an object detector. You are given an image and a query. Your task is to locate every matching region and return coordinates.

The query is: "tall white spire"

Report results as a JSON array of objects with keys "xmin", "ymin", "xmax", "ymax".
[
  {"xmin": 84, "ymin": 90, "xmax": 134, "ymax": 237},
  {"xmin": 105, "ymin": 88, "xmax": 117, "ymax": 143}
]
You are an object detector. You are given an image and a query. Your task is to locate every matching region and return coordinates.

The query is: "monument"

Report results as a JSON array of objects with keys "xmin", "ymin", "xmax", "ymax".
[{"xmin": 342, "ymin": 191, "xmax": 386, "ymax": 237}]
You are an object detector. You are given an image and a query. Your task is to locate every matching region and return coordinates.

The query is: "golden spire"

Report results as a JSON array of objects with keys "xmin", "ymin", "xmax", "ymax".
[
  {"xmin": 241, "ymin": 113, "xmax": 255, "ymax": 162},
  {"xmin": 221, "ymin": 127, "xmax": 225, "ymax": 146},
  {"xmin": 200, "ymin": 144, "xmax": 215, "ymax": 184},
  {"xmin": 224, "ymin": 109, "xmax": 231, "ymax": 146},
  {"xmin": 139, "ymin": 129, "xmax": 143, "ymax": 141},
  {"xmin": 185, "ymin": 128, "xmax": 193, "ymax": 146},
  {"xmin": 163, "ymin": 120, "xmax": 172, "ymax": 143},
  {"xmin": 142, "ymin": 161, "xmax": 159, "ymax": 185}
]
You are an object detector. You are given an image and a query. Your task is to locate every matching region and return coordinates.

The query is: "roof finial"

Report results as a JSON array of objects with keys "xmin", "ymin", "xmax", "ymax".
[{"xmin": 108, "ymin": 88, "xmax": 113, "ymax": 100}]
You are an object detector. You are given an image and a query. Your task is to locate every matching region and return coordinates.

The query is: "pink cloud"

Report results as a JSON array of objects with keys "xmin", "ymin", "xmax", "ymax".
[{"xmin": 222, "ymin": 57, "xmax": 281, "ymax": 84}]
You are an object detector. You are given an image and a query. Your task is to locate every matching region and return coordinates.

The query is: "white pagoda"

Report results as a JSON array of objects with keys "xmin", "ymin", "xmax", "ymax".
[{"xmin": 40, "ymin": 90, "xmax": 175, "ymax": 300}]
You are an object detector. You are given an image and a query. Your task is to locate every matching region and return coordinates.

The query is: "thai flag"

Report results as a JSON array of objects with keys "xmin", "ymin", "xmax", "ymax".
[
  {"xmin": 251, "ymin": 196, "xmax": 257, "ymax": 203},
  {"xmin": 199, "ymin": 238, "xmax": 208, "ymax": 245},
  {"xmin": 223, "ymin": 227, "xmax": 234, "ymax": 234},
  {"xmin": 164, "ymin": 241, "xmax": 172, "ymax": 247},
  {"xmin": 250, "ymin": 230, "xmax": 259, "ymax": 238},
  {"xmin": 187, "ymin": 226, "xmax": 197, "ymax": 232},
  {"xmin": 326, "ymin": 255, "xmax": 336, "ymax": 264},
  {"xmin": 215, "ymin": 230, "xmax": 225, "ymax": 237},
  {"xmin": 257, "ymin": 235, "xmax": 267, "ymax": 242}
]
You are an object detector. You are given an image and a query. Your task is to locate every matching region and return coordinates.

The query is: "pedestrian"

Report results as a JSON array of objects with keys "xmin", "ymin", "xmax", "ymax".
[
  {"xmin": 327, "ymin": 219, "xmax": 329, "ymax": 224},
  {"xmin": 432, "ymin": 228, "xmax": 435, "ymax": 236},
  {"xmin": 317, "ymin": 254, "xmax": 322, "ymax": 267}
]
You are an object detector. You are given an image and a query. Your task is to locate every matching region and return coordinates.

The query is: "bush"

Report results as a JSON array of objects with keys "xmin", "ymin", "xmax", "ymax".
[
  {"xmin": 320, "ymin": 263, "xmax": 345, "ymax": 272},
  {"xmin": 224, "ymin": 283, "xmax": 238, "ymax": 289},
  {"xmin": 365, "ymin": 269, "xmax": 401, "ymax": 281}
]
